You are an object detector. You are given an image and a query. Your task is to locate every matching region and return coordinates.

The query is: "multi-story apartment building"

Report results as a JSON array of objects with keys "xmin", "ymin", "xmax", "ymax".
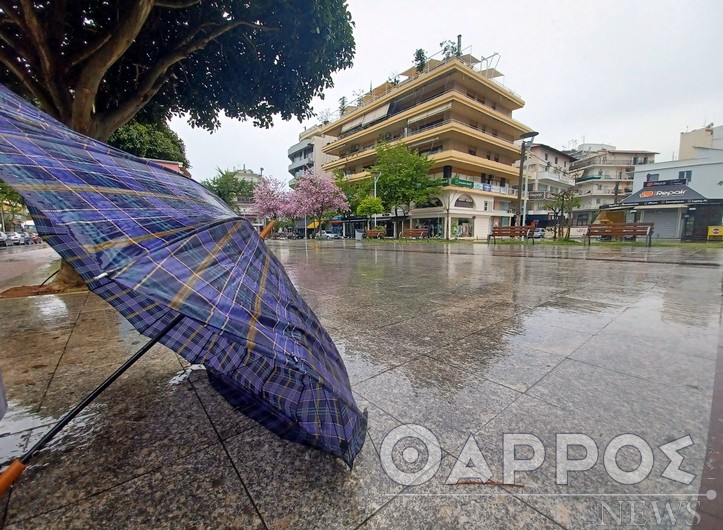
[
  {"xmin": 316, "ymin": 53, "xmax": 534, "ymax": 239},
  {"xmin": 569, "ymin": 144, "xmax": 656, "ymax": 226},
  {"xmin": 602, "ymin": 125, "xmax": 723, "ymax": 240},
  {"xmin": 233, "ymin": 167, "xmax": 263, "ymax": 228},
  {"xmin": 287, "ymin": 125, "xmax": 338, "ymax": 183},
  {"xmin": 517, "ymin": 143, "xmax": 576, "ymax": 225}
]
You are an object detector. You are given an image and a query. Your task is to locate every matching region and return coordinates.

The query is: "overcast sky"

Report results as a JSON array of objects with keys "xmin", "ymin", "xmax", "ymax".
[{"xmin": 170, "ymin": 0, "xmax": 723, "ymax": 184}]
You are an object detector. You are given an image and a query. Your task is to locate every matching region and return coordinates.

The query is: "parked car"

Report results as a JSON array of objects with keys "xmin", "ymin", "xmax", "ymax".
[
  {"xmin": 317, "ymin": 230, "xmax": 341, "ymax": 239},
  {"xmin": 532, "ymin": 227, "xmax": 546, "ymax": 239},
  {"xmin": 7, "ymin": 232, "xmax": 20, "ymax": 245},
  {"xmin": 0, "ymin": 231, "xmax": 8, "ymax": 247}
]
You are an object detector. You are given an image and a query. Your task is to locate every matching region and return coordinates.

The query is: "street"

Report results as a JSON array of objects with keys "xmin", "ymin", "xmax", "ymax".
[{"xmin": 0, "ymin": 244, "xmax": 59, "ymax": 291}]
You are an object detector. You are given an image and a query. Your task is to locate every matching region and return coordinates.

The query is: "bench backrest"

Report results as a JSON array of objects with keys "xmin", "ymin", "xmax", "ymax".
[
  {"xmin": 401, "ymin": 229, "xmax": 428, "ymax": 236},
  {"xmin": 587, "ymin": 223, "xmax": 653, "ymax": 236},
  {"xmin": 491, "ymin": 226, "xmax": 532, "ymax": 236}
]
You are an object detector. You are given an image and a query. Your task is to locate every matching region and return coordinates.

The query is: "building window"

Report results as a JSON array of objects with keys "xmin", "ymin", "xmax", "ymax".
[
  {"xmin": 544, "ymin": 153, "xmax": 549, "ymax": 161},
  {"xmin": 454, "ymin": 195, "xmax": 475, "ymax": 208},
  {"xmin": 596, "ymin": 184, "xmax": 602, "ymax": 190},
  {"xmin": 646, "ymin": 173, "xmax": 659, "ymax": 182},
  {"xmin": 598, "ymin": 170, "xmax": 603, "ymax": 176},
  {"xmin": 484, "ymin": 201, "xmax": 488, "ymax": 211},
  {"xmin": 679, "ymin": 170, "xmax": 692, "ymax": 183},
  {"xmin": 577, "ymin": 214, "xmax": 589, "ymax": 226},
  {"xmin": 554, "ymin": 156, "xmax": 558, "ymax": 164}
]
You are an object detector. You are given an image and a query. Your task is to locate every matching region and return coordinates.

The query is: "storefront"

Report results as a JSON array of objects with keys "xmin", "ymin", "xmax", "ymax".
[{"xmin": 602, "ymin": 179, "xmax": 723, "ymax": 241}]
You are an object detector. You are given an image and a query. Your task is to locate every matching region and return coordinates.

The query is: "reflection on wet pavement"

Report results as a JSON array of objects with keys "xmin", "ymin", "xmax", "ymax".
[{"xmin": 0, "ymin": 241, "xmax": 721, "ymax": 528}]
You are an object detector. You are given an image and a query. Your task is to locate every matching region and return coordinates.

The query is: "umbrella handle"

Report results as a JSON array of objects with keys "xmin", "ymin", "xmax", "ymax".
[
  {"xmin": 259, "ymin": 220, "xmax": 276, "ymax": 239},
  {"xmin": 0, "ymin": 460, "xmax": 26, "ymax": 495}
]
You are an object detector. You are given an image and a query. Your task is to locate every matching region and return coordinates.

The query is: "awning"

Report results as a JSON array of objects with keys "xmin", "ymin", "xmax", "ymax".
[
  {"xmin": 604, "ymin": 179, "xmax": 710, "ymax": 208},
  {"xmin": 408, "ymin": 103, "xmax": 452, "ymax": 124},
  {"xmin": 340, "ymin": 116, "xmax": 363, "ymax": 134},
  {"xmin": 306, "ymin": 220, "xmax": 320, "ymax": 229},
  {"xmin": 360, "ymin": 102, "xmax": 390, "ymax": 127}
]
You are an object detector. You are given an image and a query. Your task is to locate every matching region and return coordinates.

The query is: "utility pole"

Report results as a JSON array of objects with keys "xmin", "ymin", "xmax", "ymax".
[{"xmin": 516, "ymin": 131, "xmax": 539, "ymax": 226}]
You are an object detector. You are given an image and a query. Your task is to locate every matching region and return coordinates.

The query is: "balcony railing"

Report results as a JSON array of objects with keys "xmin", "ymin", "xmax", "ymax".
[
  {"xmin": 334, "ymin": 86, "xmax": 521, "ymax": 142},
  {"xmin": 533, "ymin": 170, "xmax": 576, "ymax": 186},
  {"xmin": 444, "ymin": 177, "xmax": 517, "ymax": 196},
  {"xmin": 336, "ymin": 118, "xmax": 517, "ymax": 161},
  {"xmin": 576, "ymin": 174, "xmax": 633, "ymax": 183},
  {"xmin": 571, "ymin": 156, "xmax": 648, "ymax": 171}
]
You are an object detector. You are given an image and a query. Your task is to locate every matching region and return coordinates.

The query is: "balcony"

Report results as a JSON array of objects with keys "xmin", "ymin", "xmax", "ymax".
[
  {"xmin": 533, "ymin": 170, "xmax": 575, "ymax": 186},
  {"xmin": 576, "ymin": 174, "xmax": 633, "ymax": 183},
  {"xmin": 444, "ymin": 177, "xmax": 517, "ymax": 196},
  {"xmin": 571, "ymin": 156, "xmax": 647, "ymax": 171},
  {"xmin": 288, "ymin": 155, "xmax": 314, "ymax": 172}
]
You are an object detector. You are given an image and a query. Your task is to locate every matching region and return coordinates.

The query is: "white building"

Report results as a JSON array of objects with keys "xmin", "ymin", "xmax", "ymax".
[
  {"xmin": 233, "ymin": 167, "xmax": 263, "ymax": 228},
  {"xmin": 516, "ymin": 143, "xmax": 576, "ymax": 225},
  {"xmin": 569, "ymin": 144, "xmax": 656, "ymax": 226},
  {"xmin": 287, "ymin": 125, "xmax": 338, "ymax": 183}
]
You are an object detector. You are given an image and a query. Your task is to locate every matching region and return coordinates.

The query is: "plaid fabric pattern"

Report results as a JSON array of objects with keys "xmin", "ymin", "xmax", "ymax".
[{"xmin": 0, "ymin": 85, "xmax": 366, "ymax": 466}]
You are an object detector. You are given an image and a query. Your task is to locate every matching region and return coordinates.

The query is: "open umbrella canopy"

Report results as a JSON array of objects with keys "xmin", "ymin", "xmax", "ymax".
[{"xmin": 0, "ymin": 85, "xmax": 366, "ymax": 466}]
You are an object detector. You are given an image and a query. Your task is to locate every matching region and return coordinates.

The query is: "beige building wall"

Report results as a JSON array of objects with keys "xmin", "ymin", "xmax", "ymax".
[{"xmin": 679, "ymin": 125, "xmax": 723, "ymax": 160}]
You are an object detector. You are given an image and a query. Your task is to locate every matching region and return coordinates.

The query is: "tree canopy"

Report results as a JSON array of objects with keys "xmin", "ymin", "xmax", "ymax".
[
  {"xmin": 0, "ymin": 180, "xmax": 24, "ymax": 230},
  {"xmin": 0, "ymin": 1, "xmax": 356, "ymax": 140},
  {"xmin": 290, "ymin": 173, "xmax": 348, "ymax": 231},
  {"xmin": 544, "ymin": 190, "xmax": 580, "ymax": 239},
  {"xmin": 252, "ymin": 177, "xmax": 289, "ymax": 220},
  {"xmin": 370, "ymin": 143, "xmax": 438, "ymax": 216},
  {"xmin": 108, "ymin": 119, "xmax": 189, "ymax": 167},
  {"xmin": 201, "ymin": 168, "xmax": 255, "ymax": 213}
]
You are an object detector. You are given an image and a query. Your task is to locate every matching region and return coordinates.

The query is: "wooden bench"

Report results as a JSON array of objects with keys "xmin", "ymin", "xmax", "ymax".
[
  {"xmin": 584, "ymin": 223, "xmax": 654, "ymax": 247},
  {"xmin": 400, "ymin": 228, "xmax": 429, "ymax": 239},
  {"xmin": 364, "ymin": 229, "xmax": 385, "ymax": 239},
  {"xmin": 487, "ymin": 226, "xmax": 534, "ymax": 244}
]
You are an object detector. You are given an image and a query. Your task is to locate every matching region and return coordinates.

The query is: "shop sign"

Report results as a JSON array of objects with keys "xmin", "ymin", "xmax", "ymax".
[{"xmin": 450, "ymin": 177, "xmax": 474, "ymax": 188}]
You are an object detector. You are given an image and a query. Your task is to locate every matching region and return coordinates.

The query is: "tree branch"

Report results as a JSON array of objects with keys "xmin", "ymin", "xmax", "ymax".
[
  {"xmin": 71, "ymin": 0, "xmax": 155, "ymax": 134},
  {"xmin": 67, "ymin": 32, "xmax": 112, "ymax": 68},
  {"xmin": 18, "ymin": 0, "xmax": 71, "ymax": 118},
  {"xmin": 0, "ymin": 47, "xmax": 56, "ymax": 117},
  {"xmin": 155, "ymin": 0, "xmax": 201, "ymax": 8},
  {"xmin": 97, "ymin": 18, "xmax": 249, "ymax": 138}
]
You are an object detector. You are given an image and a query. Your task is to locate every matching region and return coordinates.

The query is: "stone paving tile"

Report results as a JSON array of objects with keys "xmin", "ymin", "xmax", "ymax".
[
  {"xmin": 360, "ymin": 454, "xmax": 564, "ymax": 529},
  {"xmin": 570, "ymin": 332, "xmax": 716, "ymax": 392},
  {"xmin": 4, "ymin": 443, "xmax": 264, "ymax": 530},
  {"xmin": 458, "ymin": 313, "xmax": 594, "ymax": 358},
  {"xmin": 330, "ymin": 330, "xmax": 423, "ymax": 386},
  {"xmin": 186, "ymin": 367, "xmax": 259, "ymax": 441},
  {"xmin": 4, "ymin": 369, "xmax": 220, "ymax": 524},
  {"xmin": 526, "ymin": 359, "xmax": 712, "ymax": 446},
  {"xmin": 354, "ymin": 355, "xmax": 520, "ymax": 454},
  {"xmin": 436, "ymin": 340, "xmax": 564, "ymax": 393},
  {"xmin": 225, "ymin": 425, "xmax": 402, "ymax": 530}
]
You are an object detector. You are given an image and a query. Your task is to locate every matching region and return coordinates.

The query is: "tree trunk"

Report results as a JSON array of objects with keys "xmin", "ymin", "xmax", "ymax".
[{"xmin": 54, "ymin": 260, "xmax": 86, "ymax": 289}]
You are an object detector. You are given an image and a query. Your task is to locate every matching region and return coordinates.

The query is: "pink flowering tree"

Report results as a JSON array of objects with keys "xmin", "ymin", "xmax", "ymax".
[
  {"xmin": 252, "ymin": 177, "xmax": 290, "ymax": 220},
  {"xmin": 289, "ymin": 172, "xmax": 349, "ymax": 234}
]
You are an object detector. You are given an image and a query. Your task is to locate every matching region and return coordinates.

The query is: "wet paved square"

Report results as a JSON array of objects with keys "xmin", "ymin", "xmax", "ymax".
[{"xmin": 1, "ymin": 241, "xmax": 722, "ymax": 529}]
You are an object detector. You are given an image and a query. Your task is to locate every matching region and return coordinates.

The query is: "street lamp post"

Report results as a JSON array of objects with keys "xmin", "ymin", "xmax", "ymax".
[{"xmin": 516, "ymin": 131, "xmax": 539, "ymax": 227}]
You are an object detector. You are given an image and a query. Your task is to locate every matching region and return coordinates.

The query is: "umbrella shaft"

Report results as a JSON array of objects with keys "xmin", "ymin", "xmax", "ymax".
[{"xmin": 21, "ymin": 313, "xmax": 183, "ymax": 463}]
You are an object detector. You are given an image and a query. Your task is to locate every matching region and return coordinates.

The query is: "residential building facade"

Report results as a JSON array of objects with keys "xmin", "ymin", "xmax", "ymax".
[
  {"xmin": 516, "ymin": 143, "xmax": 576, "ymax": 225},
  {"xmin": 569, "ymin": 144, "xmax": 656, "ymax": 226},
  {"xmin": 233, "ymin": 167, "xmax": 263, "ymax": 228},
  {"xmin": 611, "ymin": 145, "xmax": 723, "ymax": 240},
  {"xmin": 679, "ymin": 124, "xmax": 723, "ymax": 160},
  {"xmin": 316, "ymin": 53, "xmax": 534, "ymax": 239},
  {"xmin": 287, "ymin": 125, "xmax": 338, "ymax": 183}
]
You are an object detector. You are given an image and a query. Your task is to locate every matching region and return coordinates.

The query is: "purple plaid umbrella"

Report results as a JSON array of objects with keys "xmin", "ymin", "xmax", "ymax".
[{"xmin": 0, "ymin": 85, "xmax": 366, "ymax": 491}]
